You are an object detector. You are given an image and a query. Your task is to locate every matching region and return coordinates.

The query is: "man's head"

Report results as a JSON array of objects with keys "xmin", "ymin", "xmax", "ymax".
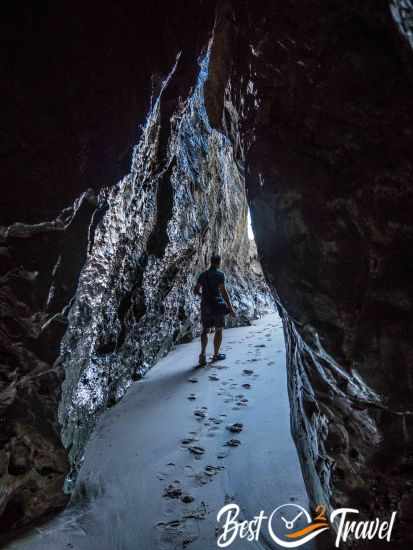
[{"xmin": 210, "ymin": 254, "xmax": 221, "ymax": 268}]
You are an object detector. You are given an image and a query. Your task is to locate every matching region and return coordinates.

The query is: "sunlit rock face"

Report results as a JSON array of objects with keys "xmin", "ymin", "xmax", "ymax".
[
  {"xmin": 59, "ymin": 52, "xmax": 273, "ymax": 481},
  {"xmin": 204, "ymin": 0, "xmax": 413, "ymax": 542}
]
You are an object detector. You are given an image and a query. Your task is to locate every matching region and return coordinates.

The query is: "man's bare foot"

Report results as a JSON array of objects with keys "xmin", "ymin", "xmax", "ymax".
[
  {"xmin": 212, "ymin": 353, "xmax": 226, "ymax": 362},
  {"xmin": 198, "ymin": 354, "xmax": 207, "ymax": 367}
]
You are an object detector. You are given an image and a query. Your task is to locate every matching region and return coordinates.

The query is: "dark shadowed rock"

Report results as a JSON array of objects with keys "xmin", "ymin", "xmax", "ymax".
[
  {"xmin": 1, "ymin": 0, "xmax": 413, "ymax": 546},
  {"xmin": 204, "ymin": 0, "xmax": 413, "ymax": 543},
  {"xmin": 0, "ymin": 2, "xmax": 273, "ymax": 538}
]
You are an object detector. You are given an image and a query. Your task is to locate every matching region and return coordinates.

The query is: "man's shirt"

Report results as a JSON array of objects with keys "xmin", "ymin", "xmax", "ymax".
[{"xmin": 197, "ymin": 267, "xmax": 225, "ymax": 309}]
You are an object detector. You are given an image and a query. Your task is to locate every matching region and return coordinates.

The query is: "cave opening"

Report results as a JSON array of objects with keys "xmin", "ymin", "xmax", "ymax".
[{"xmin": 247, "ymin": 208, "xmax": 254, "ymax": 241}]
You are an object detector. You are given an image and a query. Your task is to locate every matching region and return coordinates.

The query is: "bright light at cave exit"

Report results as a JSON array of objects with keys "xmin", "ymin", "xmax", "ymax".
[{"xmin": 247, "ymin": 208, "xmax": 254, "ymax": 240}]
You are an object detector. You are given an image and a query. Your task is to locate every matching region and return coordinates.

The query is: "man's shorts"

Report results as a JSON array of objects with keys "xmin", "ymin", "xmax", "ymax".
[{"xmin": 201, "ymin": 305, "xmax": 225, "ymax": 330}]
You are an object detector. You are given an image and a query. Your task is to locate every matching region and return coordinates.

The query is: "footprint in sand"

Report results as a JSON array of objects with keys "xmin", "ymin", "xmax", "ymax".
[
  {"xmin": 156, "ymin": 519, "xmax": 181, "ymax": 529},
  {"xmin": 193, "ymin": 410, "xmax": 206, "ymax": 419},
  {"xmin": 181, "ymin": 437, "xmax": 197, "ymax": 446},
  {"xmin": 227, "ymin": 423, "xmax": 243, "ymax": 433},
  {"xmin": 187, "ymin": 394, "xmax": 197, "ymax": 400},
  {"xmin": 209, "ymin": 375, "xmax": 219, "ymax": 381},
  {"xmin": 204, "ymin": 465, "xmax": 224, "ymax": 477},
  {"xmin": 242, "ymin": 383, "xmax": 251, "ymax": 389},
  {"xmin": 188, "ymin": 445, "xmax": 205, "ymax": 456},
  {"xmin": 225, "ymin": 439, "xmax": 241, "ymax": 447},
  {"xmin": 243, "ymin": 369, "xmax": 254, "ymax": 375},
  {"xmin": 188, "ymin": 378, "xmax": 198, "ymax": 383},
  {"xmin": 163, "ymin": 482, "xmax": 182, "ymax": 498}
]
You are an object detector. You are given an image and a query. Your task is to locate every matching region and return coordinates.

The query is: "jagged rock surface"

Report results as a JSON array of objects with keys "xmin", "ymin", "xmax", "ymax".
[
  {"xmin": 58, "ymin": 52, "xmax": 273, "ymax": 482},
  {"xmin": 0, "ymin": 192, "xmax": 97, "ymax": 537},
  {"xmin": 1, "ymin": 0, "xmax": 413, "ymax": 546},
  {"xmin": 204, "ymin": 0, "xmax": 413, "ymax": 543},
  {"xmin": 0, "ymin": 5, "xmax": 272, "ymax": 536}
]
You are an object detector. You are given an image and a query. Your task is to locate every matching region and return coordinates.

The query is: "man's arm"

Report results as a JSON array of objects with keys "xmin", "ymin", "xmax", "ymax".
[
  {"xmin": 219, "ymin": 283, "xmax": 236, "ymax": 317},
  {"xmin": 193, "ymin": 274, "xmax": 203, "ymax": 296}
]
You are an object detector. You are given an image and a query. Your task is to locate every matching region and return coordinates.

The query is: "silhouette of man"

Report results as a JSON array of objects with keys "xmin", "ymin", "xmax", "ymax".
[{"xmin": 193, "ymin": 254, "xmax": 235, "ymax": 366}]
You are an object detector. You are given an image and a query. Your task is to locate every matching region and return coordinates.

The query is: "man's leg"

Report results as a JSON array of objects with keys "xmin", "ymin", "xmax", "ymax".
[
  {"xmin": 201, "ymin": 329, "xmax": 208, "ymax": 356},
  {"xmin": 199, "ymin": 328, "xmax": 208, "ymax": 365},
  {"xmin": 213, "ymin": 328, "xmax": 223, "ymax": 357}
]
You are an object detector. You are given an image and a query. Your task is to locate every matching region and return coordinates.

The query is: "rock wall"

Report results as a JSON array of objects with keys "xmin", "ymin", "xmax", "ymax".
[
  {"xmin": 0, "ymin": 10, "xmax": 272, "ymax": 537},
  {"xmin": 2, "ymin": 0, "xmax": 413, "ymax": 545},
  {"xmin": 0, "ymin": 192, "xmax": 97, "ymax": 536},
  {"xmin": 58, "ymin": 51, "xmax": 273, "ymax": 484},
  {"xmin": 204, "ymin": 0, "xmax": 413, "ymax": 543}
]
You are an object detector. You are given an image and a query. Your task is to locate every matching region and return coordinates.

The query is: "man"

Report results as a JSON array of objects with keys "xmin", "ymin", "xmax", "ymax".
[{"xmin": 193, "ymin": 254, "xmax": 235, "ymax": 366}]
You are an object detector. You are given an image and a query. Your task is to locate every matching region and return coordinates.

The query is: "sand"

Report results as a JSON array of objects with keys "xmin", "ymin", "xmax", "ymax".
[{"xmin": 7, "ymin": 314, "xmax": 311, "ymax": 550}]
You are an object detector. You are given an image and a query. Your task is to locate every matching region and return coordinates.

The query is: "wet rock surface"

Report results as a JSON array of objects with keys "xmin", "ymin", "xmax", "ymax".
[
  {"xmin": 0, "ymin": 2, "xmax": 272, "ymax": 538},
  {"xmin": 58, "ymin": 49, "xmax": 273, "ymax": 486}
]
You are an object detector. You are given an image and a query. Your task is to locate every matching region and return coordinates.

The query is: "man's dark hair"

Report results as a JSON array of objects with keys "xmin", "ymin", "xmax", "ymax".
[{"xmin": 210, "ymin": 254, "xmax": 221, "ymax": 268}]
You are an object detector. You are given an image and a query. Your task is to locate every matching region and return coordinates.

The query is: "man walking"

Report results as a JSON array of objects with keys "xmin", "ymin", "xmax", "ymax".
[{"xmin": 193, "ymin": 254, "xmax": 235, "ymax": 366}]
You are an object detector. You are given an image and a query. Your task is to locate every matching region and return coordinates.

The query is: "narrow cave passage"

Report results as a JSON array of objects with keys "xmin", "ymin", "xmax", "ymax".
[
  {"xmin": 8, "ymin": 316, "xmax": 310, "ymax": 550},
  {"xmin": 2, "ymin": 36, "xmax": 314, "ymax": 549},
  {"xmin": 6, "ymin": 205, "xmax": 312, "ymax": 550},
  {"xmin": 2, "ymin": 2, "xmax": 412, "ymax": 547}
]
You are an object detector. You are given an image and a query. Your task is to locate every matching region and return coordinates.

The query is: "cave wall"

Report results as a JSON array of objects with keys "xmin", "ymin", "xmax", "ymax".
[
  {"xmin": 58, "ymin": 50, "xmax": 273, "ymax": 483},
  {"xmin": 0, "ymin": 2, "xmax": 216, "ymax": 225},
  {"xmin": 204, "ymin": 0, "xmax": 413, "ymax": 542},
  {"xmin": 0, "ymin": 3, "xmax": 273, "ymax": 538},
  {"xmin": 2, "ymin": 0, "xmax": 413, "ymax": 545}
]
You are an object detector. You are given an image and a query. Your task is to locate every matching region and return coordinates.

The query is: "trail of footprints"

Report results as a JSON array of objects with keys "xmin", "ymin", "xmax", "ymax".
[{"xmin": 156, "ymin": 326, "xmax": 280, "ymax": 547}]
